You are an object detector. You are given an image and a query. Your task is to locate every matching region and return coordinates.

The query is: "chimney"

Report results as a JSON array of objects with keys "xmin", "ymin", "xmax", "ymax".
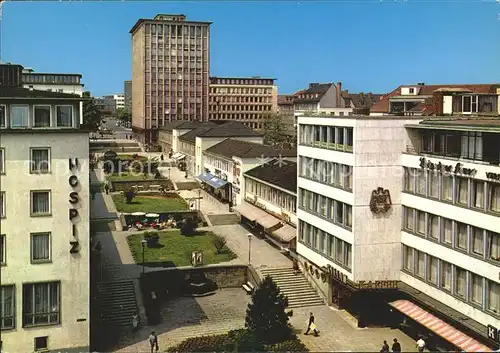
[{"xmin": 336, "ymin": 81, "xmax": 342, "ymax": 107}]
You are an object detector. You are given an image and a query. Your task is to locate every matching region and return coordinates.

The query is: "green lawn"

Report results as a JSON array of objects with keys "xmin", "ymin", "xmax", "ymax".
[
  {"xmin": 112, "ymin": 194, "xmax": 188, "ymax": 213},
  {"xmin": 116, "ymin": 154, "xmax": 149, "ymax": 162},
  {"xmin": 107, "ymin": 173, "xmax": 156, "ymax": 181},
  {"xmin": 127, "ymin": 230, "xmax": 236, "ymax": 267}
]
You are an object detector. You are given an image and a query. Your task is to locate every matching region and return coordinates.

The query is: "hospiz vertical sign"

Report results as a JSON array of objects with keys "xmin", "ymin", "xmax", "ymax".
[{"xmin": 68, "ymin": 158, "xmax": 80, "ymax": 253}]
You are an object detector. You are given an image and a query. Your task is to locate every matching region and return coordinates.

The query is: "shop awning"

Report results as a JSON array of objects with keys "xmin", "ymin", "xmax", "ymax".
[
  {"xmin": 197, "ymin": 172, "xmax": 215, "ymax": 183},
  {"xmin": 257, "ymin": 213, "xmax": 281, "ymax": 230},
  {"xmin": 172, "ymin": 152, "xmax": 186, "ymax": 160},
  {"xmin": 389, "ymin": 300, "xmax": 492, "ymax": 352},
  {"xmin": 272, "ymin": 224, "xmax": 297, "ymax": 243},
  {"xmin": 233, "ymin": 203, "xmax": 269, "ymax": 222},
  {"xmin": 205, "ymin": 175, "xmax": 228, "ymax": 189}
]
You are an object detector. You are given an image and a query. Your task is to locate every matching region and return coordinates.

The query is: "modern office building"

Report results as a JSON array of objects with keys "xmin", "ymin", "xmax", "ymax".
[
  {"xmin": 208, "ymin": 76, "xmax": 278, "ymax": 130},
  {"xmin": 130, "ymin": 14, "xmax": 211, "ymax": 144},
  {"xmin": 296, "ymin": 103, "xmax": 499, "ymax": 350},
  {"xmin": 20, "ymin": 67, "xmax": 84, "ymax": 97},
  {"xmin": 0, "ymin": 65, "xmax": 90, "ymax": 352},
  {"xmin": 103, "ymin": 94, "xmax": 125, "ymax": 110},
  {"xmin": 124, "ymin": 80, "xmax": 132, "ymax": 111},
  {"xmin": 277, "ymin": 94, "xmax": 295, "ymax": 135}
]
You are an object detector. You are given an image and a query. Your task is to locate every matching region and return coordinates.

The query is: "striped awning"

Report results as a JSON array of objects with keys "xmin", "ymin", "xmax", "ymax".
[
  {"xmin": 272, "ymin": 223, "xmax": 297, "ymax": 243},
  {"xmin": 257, "ymin": 213, "xmax": 280, "ymax": 230},
  {"xmin": 389, "ymin": 300, "xmax": 492, "ymax": 352}
]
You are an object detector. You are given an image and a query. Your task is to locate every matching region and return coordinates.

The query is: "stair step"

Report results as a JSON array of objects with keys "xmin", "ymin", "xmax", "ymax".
[{"xmin": 261, "ymin": 267, "xmax": 293, "ymax": 274}]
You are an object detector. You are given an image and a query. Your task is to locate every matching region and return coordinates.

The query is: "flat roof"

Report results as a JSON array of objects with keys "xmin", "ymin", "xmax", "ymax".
[
  {"xmin": 210, "ymin": 76, "xmax": 277, "ymax": 81},
  {"xmin": 22, "ymin": 72, "xmax": 83, "ymax": 78},
  {"xmin": 130, "ymin": 17, "xmax": 212, "ymax": 34},
  {"xmin": 406, "ymin": 118, "xmax": 500, "ymax": 133}
]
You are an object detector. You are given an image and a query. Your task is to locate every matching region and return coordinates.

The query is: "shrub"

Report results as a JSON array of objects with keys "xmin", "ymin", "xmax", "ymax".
[
  {"xmin": 227, "ymin": 329, "xmax": 265, "ymax": 352},
  {"xmin": 212, "ymin": 234, "xmax": 227, "ymax": 254},
  {"xmin": 143, "ymin": 231, "xmax": 159, "ymax": 247},
  {"xmin": 123, "ymin": 189, "xmax": 135, "ymax": 204},
  {"xmin": 166, "ymin": 334, "xmax": 230, "ymax": 352},
  {"xmin": 245, "ymin": 276, "xmax": 292, "ymax": 344},
  {"xmin": 181, "ymin": 217, "xmax": 198, "ymax": 236},
  {"xmin": 266, "ymin": 338, "xmax": 308, "ymax": 352}
]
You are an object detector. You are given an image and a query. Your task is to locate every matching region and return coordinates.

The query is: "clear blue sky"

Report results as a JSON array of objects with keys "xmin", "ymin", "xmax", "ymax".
[{"xmin": 3, "ymin": 1, "xmax": 499, "ymax": 96}]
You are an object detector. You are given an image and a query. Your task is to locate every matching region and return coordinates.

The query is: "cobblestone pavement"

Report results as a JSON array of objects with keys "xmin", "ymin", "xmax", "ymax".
[
  {"xmin": 289, "ymin": 306, "xmax": 417, "ymax": 352},
  {"xmin": 113, "ymin": 288, "xmax": 250, "ymax": 352}
]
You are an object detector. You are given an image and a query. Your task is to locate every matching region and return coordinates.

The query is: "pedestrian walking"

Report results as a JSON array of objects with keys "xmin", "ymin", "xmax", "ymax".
[
  {"xmin": 104, "ymin": 183, "xmax": 110, "ymax": 195},
  {"xmin": 304, "ymin": 312, "xmax": 319, "ymax": 336},
  {"xmin": 160, "ymin": 154, "xmax": 164, "ymax": 161},
  {"xmin": 392, "ymin": 338, "xmax": 401, "ymax": 352},
  {"xmin": 132, "ymin": 313, "xmax": 138, "ymax": 331},
  {"xmin": 380, "ymin": 340, "xmax": 390, "ymax": 352},
  {"xmin": 148, "ymin": 331, "xmax": 159, "ymax": 353},
  {"xmin": 292, "ymin": 258, "xmax": 299, "ymax": 275},
  {"xmin": 416, "ymin": 336, "xmax": 426, "ymax": 352}
]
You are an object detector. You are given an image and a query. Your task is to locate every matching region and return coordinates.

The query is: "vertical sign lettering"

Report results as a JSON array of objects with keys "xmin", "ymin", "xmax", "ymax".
[{"xmin": 69, "ymin": 158, "xmax": 80, "ymax": 253}]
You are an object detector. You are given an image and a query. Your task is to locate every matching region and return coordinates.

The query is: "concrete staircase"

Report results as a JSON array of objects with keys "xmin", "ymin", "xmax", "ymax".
[
  {"xmin": 260, "ymin": 267, "xmax": 324, "ymax": 309},
  {"xmin": 97, "ymin": 281, "xmax": 139, "ymax": 328},
  {"xmin": 90, "ymin": 140, "xmax": 142, "ymax": 153}
]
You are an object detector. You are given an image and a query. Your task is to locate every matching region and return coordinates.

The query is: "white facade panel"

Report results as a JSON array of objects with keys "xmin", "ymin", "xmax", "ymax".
[
  {"xmin": 298, "ymin": 145, "xmax": 354, "ymax": 166},
  {"xmin": 297, "ymin": 177, "xmax": 353, "ymax": 206},
  {"xmin": 297, "ymin": 208, "xmax": 352, "ymax": 244}
]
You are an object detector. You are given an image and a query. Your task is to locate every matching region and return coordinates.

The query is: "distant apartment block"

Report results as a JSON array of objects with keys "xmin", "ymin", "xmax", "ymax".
[
  {"xmin": 103, "ymin": 94, "xmax": 125, "ymax": 110},
  {"xmin": 130, "ymin": 14, "xmax": 211, "ymax": 145},
  {"xmin": 370, "ymin": 83, "xmax": 500, "ymax": 116},
  {"xmin": 20, "ymin": 67, "xmax": 84, "ymax": 96},
  {"xmin": 124, "ymin": 80, "xmax": 132, "ymax": 111},
  {"xmin": 277, "ymin": 94, "xmax": 295, "ymax": 134},
  {"xmin": 208, "ymin": 76, "xmax": 278, "ymax": 130}
]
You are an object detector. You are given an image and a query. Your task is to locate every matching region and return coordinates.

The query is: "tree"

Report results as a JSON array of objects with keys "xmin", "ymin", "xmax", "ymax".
[
  {"xmin": 116, "ymin": 107, "xmax": 131, "ymax": 124},
  {"xmin": 123, "ymin": 189, "xmax": 135, "ymax": 204},
  {"xmin": 81, "ymin": 91, "xmax": 103, "ymax": 132},
  {"xmin": 263, "ymin": 113, "xmax": 289, "ymax": 147},
  {"xmin": 245, "ymin": 276, "xmax": 291, "ymax": 344},
  {"xmin": 180, "ymin": 217, "xmax": 198, "ymax": 236},
  {"xmin": 212, "ymin": 235, "xmax": 227, "ymax": 254}
]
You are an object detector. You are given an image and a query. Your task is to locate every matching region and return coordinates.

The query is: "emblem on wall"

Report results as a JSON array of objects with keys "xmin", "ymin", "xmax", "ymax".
[{"xmin": 369, "ymin": 187, "xmax": 392, "ymax": 214}]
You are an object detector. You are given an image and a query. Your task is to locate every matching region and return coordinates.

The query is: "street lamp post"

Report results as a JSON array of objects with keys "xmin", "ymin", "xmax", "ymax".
[
  {"xmin": 141, "ymin": 239, "xmax": 147, "ymax": 274},
  {"xmin": 247, "ymin": 233, "xmax": 252, "ymax": 265}
]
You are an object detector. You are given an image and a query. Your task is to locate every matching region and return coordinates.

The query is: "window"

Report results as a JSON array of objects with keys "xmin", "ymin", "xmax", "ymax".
[
  {"xmin": 428, "ymin": 214, "xmax": 439, "ymax": 240},
  {"xmin": 345, "ymin": 205, "xmax": 352, "ymax": 228},
  {"xmin": 403, "ymin": 246, "xmax": 413, "ymax": 272},
  {"xmin": 428, "ymin": 256, "xmax": 438, "ymax": 285},
  {"xmin": 404, "ymin": 168, "xmax": 414, "ymax": 192},
  {"xmin": 11, "ymin": 105, "xmax": 29, "ymax": 127},
  {"xmin": 31, "ymin": 233, "xmax": 51, "ymax": 263},
  {"xmin": 335, "ymin": 201, "xmax": 344, "ymax": 225},
  {"xmin": 0, "ymin": 105, "xmax": 5, "ymax": 127},
  {"xmin": 428, "ymin": 172, "xmax": 439, "ymax": 198},
  {"xmin": 472, "ymin": 180, "xmax": 484, "ymax": 209},
  {"xmin": 415, "ymin": 251, "xmax": 425, "ymax": 278},
  {"xmin": 456, "ymin": 222, "xmax": 468, "ymax": 250},
  {"xmin": 442, "ymin": 218, "xmax": 452, "ymax": 245},
  {"xmin": 416, "ymin": 170, "xmax": 426, "ymax": 195},
  {"xmin": 440, "ymin": 261, "xmax": 452, "ymax": 291},
  {"xmin": 23, "ymin": 282, "xmax": 60, "ymax": 326},
  {"xmin": 335, "ymin": 238, "xmax": 343, "ymax": 263},
  {"xmin": 442, "ymin": 175, "xmax": 453, "ymax": 202},
  {"xmin": 487, "ymin": 280, "xmax": 500, "ymax": 315},
  {"xmin": 30, "ymin": 148, "xmax": 50, "ymax": 173},
  {"xmin": 470, "ymin": 274, "xmax": 483, "ymax": 306},
  {"xmin": 455, "ymin": 267, "xmax": 467, "ymax": 299},
  {"xmin": 471, "ymin": 227, "xmax": 484, "ymax": 256},
  {"xmin": 488, "ymin": 231, "xmax": 499, "ymax": 262},
  {"xmin": 489, "ymin": 182, "xmax": 500, "ymax": 213},
  {"xmin": 0, "ymin": 234, "xmax": 4, "ymax": 265},
  {"xmin": 404, "ymin": 207, "xmax": 414, "ymax": 231},
  {"xmin": 34, "ymin": 336, "xmax": 48, "ymax": 352},
  {"xmin": 0, "ymin": 285, "xmax": 15, "ymax": 329},
  {"xmin": 344, "ymin": 243, "xmax": 352, "ymax": 269},
  {"xmin": 416, "ymin": 211, "xmax": 425, "ymax": 235},
  {"xmin": 0, "ymin": 148, "xmax": 4, "ymax": 174},
  {"xmin": 456, "ymin": 177, "xmax": 468, "ymax": 206},
  {"xmin": 33, "ymin": 106, "xmax": 51, "ymax": 128},
  {"xmin": 30, "ymin": 191, "xmax": 51, "ymax": 216},
  {"xmin": 56, "ymin": 105, "xmax": 73, "ymax": 127},
  {"xmin": 0, "ymin": 191, "xmax": 4, "ymax": 218}
]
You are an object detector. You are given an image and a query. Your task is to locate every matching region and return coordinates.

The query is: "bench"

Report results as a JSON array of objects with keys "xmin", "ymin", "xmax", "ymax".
[
  {"xmin": 242, "ymin": 282, "xmax": 255, "ymax": 294},
  {"xmin": 151, "ymin": 292, "xmax": 157, "ymax": 300},
  {"xmin": 149, "ymin": 184, "xmax": 161, "ymax": 192}
]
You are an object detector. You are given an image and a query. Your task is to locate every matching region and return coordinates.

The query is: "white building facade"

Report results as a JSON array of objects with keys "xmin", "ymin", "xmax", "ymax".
[
  {"xmin": 21, "ymin": 71, "xmax": 84, "ymax": 97},
  {"xmin": 0, "ymin": 89, "xmax": 90, "ymax": 352},
  {"xmin": 296, "ymin": 113, "xmax": 500, "ymax": 350}
]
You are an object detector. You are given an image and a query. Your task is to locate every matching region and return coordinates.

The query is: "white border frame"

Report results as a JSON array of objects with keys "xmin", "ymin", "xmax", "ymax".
[
  {"xmin": 30, "ymin": 232, "xmax": 52, "ymax": 263},
  {"xmin": 30, "ymin": 190, "xmax": 52, "ymax": 216},
  {"xmin": 30, "ymin": 147, "xmax": 51, "ymax": 174},
  {"xmin": 10, "ymin": 104, "xmax": 30, "ymax": 128}
]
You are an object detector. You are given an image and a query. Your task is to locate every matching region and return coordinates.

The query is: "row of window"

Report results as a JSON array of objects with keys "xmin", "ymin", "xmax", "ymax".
[
  {"xmin": 0, "ymin": 190, "xmax": 52, "ymax": 218},
  {"xmin": 0, "ymin": 148, "xmax": 53, "ymax": 174},
  {"xmin": 245, "ymin": 178, "xmax": 297, "ymax": 214},
  {"xmin": 0, "ymin": 232, "xmax": 52, "ymax": 266},
  {"xmin": 145, "ymin": 23, "xmax": 209, "ymax": 37},
  {"xmin": 299, "ymin": 156, "xmax": 353, "ymax": 191},
  {"xmin": 204, "ymin": 154, "xmax": 231, "ymax": 173},
  {"xmin": 298, "ymin": 220, "xmax": 352, "ymax": 271},
  {"xmin": 211, "ymin": 87, "xmax": 274, "ymax": 95},
  {"xmin": 402, "ymin": 206, "xmax": 499, "ymax": 264},
  {"xmin": 299, "ymin": 124, "xmax": 354, "ymax": 152},
  {"xmin": 402, "ymin": 245, "xmax": 499, "ymax": 317},
  {"xmin": 403, "ymin": 167, "xmax": 500, "ymax": 214},
  {"xmin": 0, "ymin": 282, "xmax": 60, "ymax": 330},
  {"xmin": 0, "ymin": 105, "xmax": 75, "ymax": 129},
  {"xmin": 21, "ymin": 74, "xmax": 80, "ymax": 85},
  {"xmin": 210, "ymin": 104, "xmax": 273, "ymax": 112},
  {"xmin": 299, "ymin": 188, "xmax": 352, "ymax": 230}
]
